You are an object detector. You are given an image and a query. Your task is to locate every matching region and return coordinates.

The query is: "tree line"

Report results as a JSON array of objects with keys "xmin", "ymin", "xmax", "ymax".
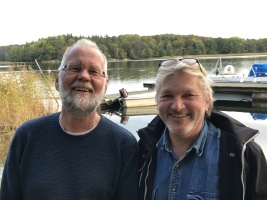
[{"xmin": 1, "ymin": 33, "xmax": 267, "ymax": 62}]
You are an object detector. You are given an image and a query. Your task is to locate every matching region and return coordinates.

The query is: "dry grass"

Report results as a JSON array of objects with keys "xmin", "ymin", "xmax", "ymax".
[{"xmin": 0, "ymin": 67, "xmax": 59, "ymax": 133}]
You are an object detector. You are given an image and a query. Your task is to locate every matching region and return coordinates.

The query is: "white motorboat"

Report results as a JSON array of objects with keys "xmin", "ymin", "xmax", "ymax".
[{"xmin": 209, "ymin": 57, "xmax": 267, "ymax": 83}]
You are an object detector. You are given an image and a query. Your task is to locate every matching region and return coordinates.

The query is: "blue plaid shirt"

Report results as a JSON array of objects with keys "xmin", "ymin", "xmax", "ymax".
[{"xmin": 153, "ymin": 120, "xmax": 220, "ymax": 200}]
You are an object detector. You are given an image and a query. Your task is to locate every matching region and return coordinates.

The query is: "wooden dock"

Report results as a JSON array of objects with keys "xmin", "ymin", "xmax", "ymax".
[
  {"xmin": 103, "ymin": 90, "xmax": 156, "ymax": 108},
  {"xmin": 143, "ymin": 82, "xmax": 267, "ymax": 102},
  {"xmin": 212, "ymin": 82, "xmax": 267, "ymax": 101}
]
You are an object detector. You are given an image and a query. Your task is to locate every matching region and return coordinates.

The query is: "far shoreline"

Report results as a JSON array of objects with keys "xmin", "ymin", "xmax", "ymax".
[
  {"xmin": 108, "ymin": 53, "xmax": 267, "ymax": 62},
  {"xmin": 1, "ymin": 53, "xmax": 267, "ymax": 65}
]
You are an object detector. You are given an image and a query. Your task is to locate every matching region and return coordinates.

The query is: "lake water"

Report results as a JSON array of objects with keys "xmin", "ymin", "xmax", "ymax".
[{"xmin": 1, "ymin": 55, "xmax": 267, "ymax": 184}]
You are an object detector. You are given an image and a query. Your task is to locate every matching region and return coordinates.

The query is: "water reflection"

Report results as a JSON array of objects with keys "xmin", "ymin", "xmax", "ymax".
[
  {"xmin": 250, "ymin": 113, "xmax": 267, "ymax": 120},
  {"xmin": 213, "ymin": 100, "xmax": 267, "ymax": 114}
]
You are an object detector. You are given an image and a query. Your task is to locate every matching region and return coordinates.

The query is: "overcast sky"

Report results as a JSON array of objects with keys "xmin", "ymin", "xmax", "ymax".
[{"xmin": 1, "ymin": 0, "xmax": 266, "ymax": 46}]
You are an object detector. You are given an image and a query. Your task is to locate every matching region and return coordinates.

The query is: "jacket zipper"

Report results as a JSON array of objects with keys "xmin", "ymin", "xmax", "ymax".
[{"xmin": 241, "ymin": 131, "xmax": 259, "ymax": 200}]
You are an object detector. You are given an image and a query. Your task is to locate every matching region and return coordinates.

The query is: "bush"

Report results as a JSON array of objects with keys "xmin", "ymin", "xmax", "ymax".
[{"xmin": 0, "ymin": 67, "xmax": 59, "ymax": 132}]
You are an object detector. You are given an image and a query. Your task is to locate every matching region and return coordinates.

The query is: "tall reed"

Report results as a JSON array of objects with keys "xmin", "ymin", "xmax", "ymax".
[{"xmin": 0, "ymin": 67, "xmax": 59, "ymax": 133}]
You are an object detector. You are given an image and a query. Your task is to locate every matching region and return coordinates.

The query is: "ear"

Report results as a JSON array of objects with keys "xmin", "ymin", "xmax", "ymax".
[
  {"xmin": 155, "ymin": 98, "xmax": 159, "ymax": 111},
  {"xmin": 205, "ymin": 97, "xmax": 211, "ymax": 114},
  {"xmin": 55, "ymin": 71, "xmax": 60, "ymax": 91},
  {"xmin": 104, "ymin": 78, "xmax": 109, "ymax": 94}
]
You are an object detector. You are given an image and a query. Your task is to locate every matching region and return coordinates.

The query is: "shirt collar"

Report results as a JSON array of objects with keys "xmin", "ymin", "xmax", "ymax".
[
  {"xmin": 192, "ymin": 120, "xmax": 208, "ymax": 156},
  {"xmin": 156, "ymin": 120, "xmax": 209, "ymax": 156},
  {"xmin": 156, "ymin": 127, "xmax": 172, "ymax": 152}
]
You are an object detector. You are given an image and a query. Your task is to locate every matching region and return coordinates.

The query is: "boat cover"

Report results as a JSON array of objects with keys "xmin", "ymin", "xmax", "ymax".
[{"xmin": 248, "ymin": 63, "xmax": 267, "ymax": 77}]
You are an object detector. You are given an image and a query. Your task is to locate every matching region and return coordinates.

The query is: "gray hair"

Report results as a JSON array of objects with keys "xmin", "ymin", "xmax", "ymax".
[
  {"xmin": 155, "ymin": 59, "xmax": 214, "ymax": 116},
  {"xmin": 58, "ymin": 38, "xmax": 108, "ymax": 77}
]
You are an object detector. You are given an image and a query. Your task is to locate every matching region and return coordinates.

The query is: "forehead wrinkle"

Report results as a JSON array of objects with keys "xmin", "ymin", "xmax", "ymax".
[
  {"xmin": 66, "ymin": 48, "xmax": 104, "ymax": 69},
  {"xmin": 163, "ymin": 74, "xmax": 201, "ymax": 92}
]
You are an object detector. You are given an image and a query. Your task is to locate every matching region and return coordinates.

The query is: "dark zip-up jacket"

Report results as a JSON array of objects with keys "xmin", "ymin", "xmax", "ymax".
[{"xmin": 137, "ymin": 110, "xmax": 267, "ymax": 200}]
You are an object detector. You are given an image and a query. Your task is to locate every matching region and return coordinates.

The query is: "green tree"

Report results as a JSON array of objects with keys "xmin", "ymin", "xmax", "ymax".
[
  {"xmin": 203, "ymin": 38, "xmax": 218, "ymax": 54},
  {"xmin": 172, "ymin": 37, "xmax": 186, "ymax": 56},
  {"xmin": 215, "ymin": 38, "xmax": 231, "ymax": 54},
  {"xmin": 8, "ymin": 46, "xmax": 24, "ymax": 62},
  {"xmin": 184, "ymin": 36, "xmax": 205, "ymax": 55},
  {"xmin": 228, "ymin": 37, "xmax": 245, "ymax": 53}
]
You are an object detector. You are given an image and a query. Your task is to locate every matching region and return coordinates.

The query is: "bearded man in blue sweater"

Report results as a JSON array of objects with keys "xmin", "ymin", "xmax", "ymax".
[{"xmin": 1, "ymin": 39, "xmax": 139, "ymax": 200}]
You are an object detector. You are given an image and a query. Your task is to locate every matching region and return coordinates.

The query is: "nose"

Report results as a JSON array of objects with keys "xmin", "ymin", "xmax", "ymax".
[
  {"xmin": 78, "ymin": 69, "xmax": 92, "ymax": 81},
  {"xmin": 171, "ymin": 96, "xmax": 185, "ymax": 111}
]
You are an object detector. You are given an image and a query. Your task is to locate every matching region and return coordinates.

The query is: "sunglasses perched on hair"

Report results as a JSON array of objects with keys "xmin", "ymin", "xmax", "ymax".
[
  {"xmin": 63, "ymin": 64, "xmax": 106, "ymax": 78},
  {"xmin": 159, "ymin": 58, "xmax": 202, "ymax": 72}
]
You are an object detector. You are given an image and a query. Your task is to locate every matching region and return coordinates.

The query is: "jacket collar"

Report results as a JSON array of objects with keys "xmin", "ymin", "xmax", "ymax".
[{"xmin": 137, "ymin": 115, "xmax": 165, "ymax": 153}]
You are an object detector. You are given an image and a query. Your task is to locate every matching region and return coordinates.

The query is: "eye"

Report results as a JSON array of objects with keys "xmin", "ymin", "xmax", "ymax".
[
  {"xmin": 88, "ymin": 68, "xmax": 99, "ymax": 74},
  {"xmin": 68, "ymin": 65, "xmax": 82, "ymax": 72},
  {"xmin": 88, "ymin": 67, "xmax": 102, "ymax": 77},
  {"xmin": 183, "ymin": 93, "xmax": 197, "ymax": 99},
  {"xmin": 160, "ymin": 94, "xmax": 172, "ymax": 99},
  {"xmin": 185, "ymin": 93, "xmax": 194, "ymax": 97}
]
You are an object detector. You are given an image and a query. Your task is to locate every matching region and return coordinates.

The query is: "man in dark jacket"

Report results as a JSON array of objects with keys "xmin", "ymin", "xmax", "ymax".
[{"xmin": 138, "ymin": 58, "xmax": 267, "ymax": 200}]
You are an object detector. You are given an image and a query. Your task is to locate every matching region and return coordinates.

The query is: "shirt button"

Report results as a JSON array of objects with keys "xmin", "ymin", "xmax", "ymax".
[
  {"xmin": 176, "ymin": 164, "xmax": 179, "ymax": 168},
  {"xmin": 172, "ymin": 188, "xmax": 176, "ymax": 192}
]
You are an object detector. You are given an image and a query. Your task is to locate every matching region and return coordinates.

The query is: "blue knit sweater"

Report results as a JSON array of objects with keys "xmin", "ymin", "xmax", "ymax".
[{"xmin": 1, "ymin": 113, "xmax": 139, "ymax": 200}]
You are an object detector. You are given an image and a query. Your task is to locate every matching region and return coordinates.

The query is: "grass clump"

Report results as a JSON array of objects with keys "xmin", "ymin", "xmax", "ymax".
[{"xmin": 0, "ymin": 67, "xmax": 59, "ymax": 133}]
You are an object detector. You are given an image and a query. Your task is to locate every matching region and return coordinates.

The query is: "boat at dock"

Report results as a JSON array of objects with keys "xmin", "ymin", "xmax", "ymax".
[
  {"xmin": 209, "ymin": 57, "xmax": 267, "ymax": 83},
  {"xmin": 101, "ymin": 88, "xmax": 156, "ymax": 110}
]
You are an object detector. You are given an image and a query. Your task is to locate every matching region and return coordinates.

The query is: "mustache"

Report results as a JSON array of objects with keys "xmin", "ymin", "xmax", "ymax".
[
  {"xmin": 70, "ymin": 81, "xmax": 94, "ymax": 93},
  {"xmin": 169, "ymin": 110, "xmax": 189, "ymax": 117}
]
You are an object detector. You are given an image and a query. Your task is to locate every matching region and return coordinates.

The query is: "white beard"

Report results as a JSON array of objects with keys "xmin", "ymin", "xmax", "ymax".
[{"xmin": 59, "ymin": 81, "xmax": 105, "ymax": 118}]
